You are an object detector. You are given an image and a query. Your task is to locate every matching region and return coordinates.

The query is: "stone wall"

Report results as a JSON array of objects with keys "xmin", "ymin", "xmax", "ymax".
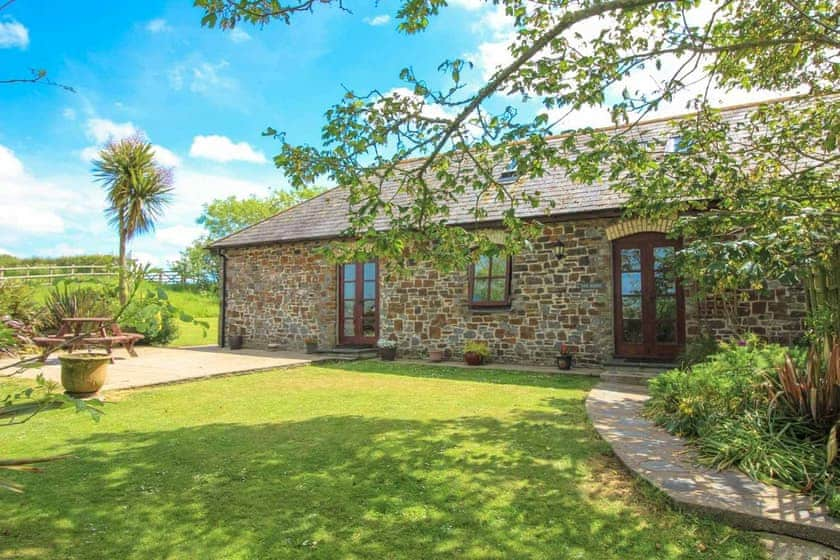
[
  {"xmin": 222, "ymin": 242, "xmax": 337, "ymax": 349},
  {"xmin": 686, "ymin": 282, "xmax": 807, "ymax": 345},
  {"xmin": 221, "ymin": 218, "xmax": 807, "ymax": 363},
  {"xmin": 379, "ymin": 220, "xmax": 614, "ymax": 365}
]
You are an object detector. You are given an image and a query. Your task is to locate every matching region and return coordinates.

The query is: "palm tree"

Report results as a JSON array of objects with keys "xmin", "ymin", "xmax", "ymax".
[{"xmin": 93, "ymin": 135, "xmax": 174, "ymax": 305}]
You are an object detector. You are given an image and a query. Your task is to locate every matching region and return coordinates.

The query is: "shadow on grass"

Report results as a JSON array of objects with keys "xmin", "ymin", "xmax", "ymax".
[
  {"xmin": 316, "ymin": 359, "xmax": 599, "ymax": 390},
  {"xmin": 3, "ymin": 400, "xmax": 761, "ymax": 559}
]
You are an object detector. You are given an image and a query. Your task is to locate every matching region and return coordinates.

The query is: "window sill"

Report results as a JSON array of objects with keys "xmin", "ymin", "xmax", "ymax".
[{"xmin": 469, "ymin": 303, "xmax": 512, "ymax": 313}]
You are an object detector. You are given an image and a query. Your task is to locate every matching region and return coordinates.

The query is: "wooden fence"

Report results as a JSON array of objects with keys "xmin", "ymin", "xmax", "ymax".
[
  {"xmin": 0, "ymin": 265, "xmax": 190, "ymax": 286},
  {"xmin": 0, "ymin": 264, "xmax": 116, "ymax": 282}
]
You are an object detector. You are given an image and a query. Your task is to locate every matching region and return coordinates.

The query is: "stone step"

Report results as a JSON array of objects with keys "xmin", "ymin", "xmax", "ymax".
[
  {"xmin": 600, "ymin": 369, "xmax": 663, "ymax": 386},
  {"xmin": 314, "ymin": 347, "xmax": 378, "ymax": 359},
  {"xmin": 603, "ymin": 359, "xmax": 678, "ymax": 370}
]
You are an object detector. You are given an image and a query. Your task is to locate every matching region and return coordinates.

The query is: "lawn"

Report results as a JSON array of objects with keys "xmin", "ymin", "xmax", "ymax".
[
  {"xmin": 0, "ymin": 362, "xmax": 765, "ymax": 559},
  {"xmin": 162, "ymin": 286, "xmax": 218, "ymax": 347}
]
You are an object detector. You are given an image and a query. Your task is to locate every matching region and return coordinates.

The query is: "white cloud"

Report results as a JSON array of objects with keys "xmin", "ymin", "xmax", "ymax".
[
  {"xmin": 364, "ymin": 15, "xmax": 391, "ymax": 26},
  {"xmin": 151, "ymin": 145, "xmax": 182, "ymax": 168},
  {"xmin": 154, "ymin": 225, "xmax": 204, "ymax": 247},
  {"xmin": 189, "ymin": 135, "xmax": 267, "ymax": 164},
  {"xmin": 40, "ymin": 243, "xmax": 87, "ymax": 258},
  {"xmin": 0, "ymin": 144, "xmax": 25, "ymax": 178},
  {"xmin": 229, "ymin": 28, "xmax": 251, "ymax": 43},
  {"xmin": 146, "ymin": 18, "xmax": 171, "ymax": 33},
  {"xmin": 0, "ymin": 145, "xmax": 71, "ymax": 236},
  {"xmin": 0, "ymin": 247, "xmax": 16, "ymax": 257},
  {"xmin": 86, "ymin": 117, "xmax": 138, "ymax": 144},
  {"xmin": 0, "ymin": 19, "xmax": 29, "ymax": 49}
]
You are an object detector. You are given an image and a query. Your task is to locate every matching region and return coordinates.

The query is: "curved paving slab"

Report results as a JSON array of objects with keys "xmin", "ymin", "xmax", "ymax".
[{"xmin": 586, "ymin": 383, "xmax": 840, "ymax": 550}]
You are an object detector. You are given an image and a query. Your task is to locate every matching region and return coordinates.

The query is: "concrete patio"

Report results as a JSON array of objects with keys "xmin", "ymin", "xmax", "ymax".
[{"xmin": 1, "ymin": 346, "xmax": 327, "ymax": 392}]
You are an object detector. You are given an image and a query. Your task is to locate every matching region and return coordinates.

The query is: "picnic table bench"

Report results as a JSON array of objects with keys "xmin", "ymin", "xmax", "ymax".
[{"xmin": 32, "ymin": 317, "xmax": 144, "ymax": 362}]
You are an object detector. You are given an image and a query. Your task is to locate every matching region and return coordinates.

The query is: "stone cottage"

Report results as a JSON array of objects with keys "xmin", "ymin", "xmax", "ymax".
[{"xmin": 210, "ymin": 100, "xmax": 806, "ymax": 366}]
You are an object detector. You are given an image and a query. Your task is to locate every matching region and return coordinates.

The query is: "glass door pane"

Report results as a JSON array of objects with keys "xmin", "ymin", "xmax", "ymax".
[
  {"xmin": 653, "ymin": 246, "xmax": 677, "ymax": 343},
  {"xmin": 620, "ymin": 248, "xmax": 643, "ymax": 343},
  {"xmin": 342, "ymin": 264, "xmax": 357, "ymax": 337}
]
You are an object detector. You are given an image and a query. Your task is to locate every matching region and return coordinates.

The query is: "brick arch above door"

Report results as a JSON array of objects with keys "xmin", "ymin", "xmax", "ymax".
[{"xmin": 605, "ymin": 218, "xmax": 675, "ymax": 241}]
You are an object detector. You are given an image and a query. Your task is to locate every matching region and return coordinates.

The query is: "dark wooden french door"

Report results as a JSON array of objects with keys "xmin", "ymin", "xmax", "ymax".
[
  {"xmin": 613, "ymin": 233, "xmax": 685, "ymax": 360},
  {"xmin": 338, "ymin": 261, "xmax": 379, "ymax": 345}
]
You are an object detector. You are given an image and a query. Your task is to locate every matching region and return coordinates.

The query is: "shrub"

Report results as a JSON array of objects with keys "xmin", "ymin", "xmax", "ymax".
[
  {"xmin": 120, "ymin": 290, "xmax": 179, "ymax": 345},
  {"xmin": 647, "ymin": 337, "xmax": 840, "ymax": 516},
  {"xmin": 647, "ymin": 337, "xmax": 785, "ymax": 437},
  {"xmin": 464, "ymin": 341, "xmax": 490, "ymax": 358},
  {"xmin": 0, "ymin": 323, "xmax": 16, "ymax": 354},
  {"xmin": 676, "ymin": 333, "xmax": 720, "ymax": 368},
  {"xmin": 0, "ymin": 280, "xmax": 40, "ymax": 325},
  {"xmin": 42, "ymin": 283, "xmax": 111, "ymax": 332}
]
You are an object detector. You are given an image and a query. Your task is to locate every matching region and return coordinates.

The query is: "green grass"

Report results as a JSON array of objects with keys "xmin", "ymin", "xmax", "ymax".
[
  {"xmin": 1, "ymin": 362, "xmax": 765, "ymax": 559},
  {"xmin": 161, "ymin": 286, "xmax": 218, "ymax": 347}
]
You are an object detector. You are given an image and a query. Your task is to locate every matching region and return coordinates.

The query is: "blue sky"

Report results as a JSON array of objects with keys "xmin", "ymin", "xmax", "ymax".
[
  {"xmin": 0, "ymin": 0, "xmax": 783, "ymax": 265},
  {"xmin": 0, "ymin": 0, "xmax": 508, "ymax": 264}
]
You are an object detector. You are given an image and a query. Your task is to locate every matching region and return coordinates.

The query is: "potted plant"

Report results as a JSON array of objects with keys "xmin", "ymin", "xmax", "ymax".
[
  {"xmin": 228, "ymin": 332, "xmax": 243, "ymax": 350},
  {"xmin": 59, "ymin": 353, "xmax": 111, "ymax": 397},
  {"xmin": 556, "ymin": 343, "xmax": 573, "ymax": 370},
  {"xmin": 304, "ymin": 336, "xmax": 318, "ymax": 354},
  {"xmin": 463, "ymin": 341, "xmax": 489, "ymax": 366},
  {"xmin": 428, "ymin": 349, "xmax": 444, "ymax": 363},
  {"xmin": 377, "ymin": 338, "xmax": 397, "ymax": 361}
]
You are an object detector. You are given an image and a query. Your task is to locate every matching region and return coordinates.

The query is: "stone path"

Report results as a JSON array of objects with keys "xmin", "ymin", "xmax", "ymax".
[
  {"xmin": 586, "ymin": 383, "xmax": 840, "ymax": 551},
  {"xmin": 1, "ymin": 346, "xmax": 322, "ymax": 392}
]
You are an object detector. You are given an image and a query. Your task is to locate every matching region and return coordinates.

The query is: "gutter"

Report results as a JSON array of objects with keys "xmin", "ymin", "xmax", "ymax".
[{"xmin": 218, "ymin": 249, "xmax": 228, "ymax": 348}]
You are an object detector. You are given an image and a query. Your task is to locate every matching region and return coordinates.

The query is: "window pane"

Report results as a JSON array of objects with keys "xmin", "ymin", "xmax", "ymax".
[
  {"xmin": 489, "ymin": 278, "xmax": 507, "ymax": 301},
  {"xmin": 344, "ymin": 300, "xmax": 354, "ymax": 318},
  {"xmin": 474, "ymin": 256, "xmax": 490, "ymax": 278},
  {"xmin": 343, "ymin": 281, "xmax": 355, "ymax": 300},
  {"xmin": 363, "ymin": 280, "xmax": 375, "ymax": 300},
  {"xmin": 492, "ymin": 256, "xmax": 508, "ymax": 278},
  {"xmin": 343, "ymin": 264, "xmax": 356, "ymax": 281},
  {"xmin": 621, "ymin": 272, "xmax": 642, "ymax": 295},
  {"xmin": 623, "ymin": 319, "xmax": 643, "ymax": 343},
  {"xmin": 656, "ymin": 296, "xmax": 677, "ymax": 321},
  {"xmin": 620, "ymin": 249, "xmax": 641, "ymax": 272},
  {"xmin": 363, "ymin": 262, "xmax": 376, "ymax": 281},
  {"xmin": 656, "ymin": 321, "xmax": 677, "ymax": 343},
  {"xmin": 622, "ymin": 296, "xmax": 641, "ymax": 319},
  {"xmin": 343, "ymin": 319, "xmax": 355, "ymax": 337},
  {"xmin": 363, "ymin": 300, "xmax": 375, "ymax": 314},
  {"xmin": 472, "ymin": 279, "xmax": 489, "ymax": 302}
]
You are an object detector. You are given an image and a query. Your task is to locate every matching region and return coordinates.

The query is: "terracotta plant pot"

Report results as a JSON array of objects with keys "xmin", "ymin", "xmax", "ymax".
[
  {"xmin": 464, "ymin": 351, "xmax": 484, "ymax": 366},
  {"xmin": 428, "ymin": 350, "xmax": 444, "ymax": 363},
  {"xmin": 229, "ymin": 335, "xmax": 243, "ymax": 350},
  {"xmin": 556, "ymin": 354, "xmax": 573, "ymax": 370},
  {"xmin": 59, "ymin": 353, "xmax": 110, "ymax": 397},
  {"xmin": 305, "ymin": 342, "xmax": 318, "ymax": 354},
  {"xmin": 379, "ymin": 347, "xmax": 396, "ymax": 361}
]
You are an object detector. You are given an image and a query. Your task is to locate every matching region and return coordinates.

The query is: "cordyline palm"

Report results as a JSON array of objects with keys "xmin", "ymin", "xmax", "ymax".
[{"xmin": 93, "ymin": 135, "xmax": 174, "ymax": 304}]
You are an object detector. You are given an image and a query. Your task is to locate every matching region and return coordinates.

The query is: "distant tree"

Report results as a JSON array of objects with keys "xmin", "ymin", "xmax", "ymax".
[
  {"xmin": 198, "ymin": 186, "xmax": 327, "ymax": 240},
  {"xmin": 171, "ymin": 186, "xmax": 327, "ymax": 289},
  {"xmin": 93, "ymin": 136, "xmax": 174, "ymax": 304}
]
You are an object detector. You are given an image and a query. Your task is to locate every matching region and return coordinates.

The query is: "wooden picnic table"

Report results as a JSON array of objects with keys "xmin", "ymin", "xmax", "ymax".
[
  {"xmin": 33, "ymin": 317, "xmax": 144, "ymax": 362},
  {"xmin": 58, "ymin": 317, "xmax": 114, "ymax": 337}
]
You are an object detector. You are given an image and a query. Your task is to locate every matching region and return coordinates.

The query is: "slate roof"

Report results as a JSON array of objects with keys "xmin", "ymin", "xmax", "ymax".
[{"xmin": 209, "ymin": 99, "xmax": 772, "ymax": 249}]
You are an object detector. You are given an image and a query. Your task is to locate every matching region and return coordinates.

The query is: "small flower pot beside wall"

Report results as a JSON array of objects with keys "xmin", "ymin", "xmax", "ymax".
[
  {"xmin": 59, "ymin": 353, "xmax": 110, "ymax": 397},
  {"xmin": 428, "ymin": 350, "xmax": 444, "ymax": 363},
  {"xmin": 377, "ymin": 339, "xmax": 397, "ymax": 361},
  {"xmin": 304, "ymin": 337, "xmax": 318, "ymax": 354},
  {"xmin": 229, "ymin": 334, "xmax": 243, "ymax": 350},
  {"xmin": 463, "ymin": 342, "xmax": 489, "ymax": 366},
  {"xmin": 556, "ymin": 344, "xmax": 573, "ymax": 370}
]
